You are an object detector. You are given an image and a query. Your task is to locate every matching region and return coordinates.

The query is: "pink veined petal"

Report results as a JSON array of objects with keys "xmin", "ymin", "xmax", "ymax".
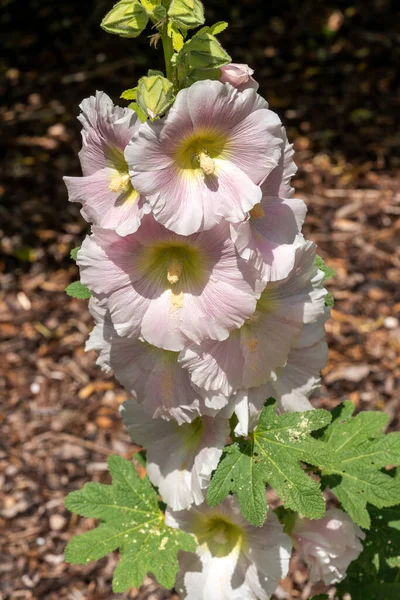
[
  {"xmin": 260, "ymin": 126, "xmax": 297, "ymax": 199},
  {"xmin": 227, "ymin": 108, "xmax": 283, "ymax": 184},
  {"xmin": 64, "ymin": 169, "xmax": 148, "ymax": 236}
]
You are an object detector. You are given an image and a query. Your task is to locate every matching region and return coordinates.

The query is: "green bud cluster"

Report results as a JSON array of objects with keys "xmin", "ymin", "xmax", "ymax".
[{"xmin": 101, "ymin": 0, "xmax": 231, "ymax": 123}]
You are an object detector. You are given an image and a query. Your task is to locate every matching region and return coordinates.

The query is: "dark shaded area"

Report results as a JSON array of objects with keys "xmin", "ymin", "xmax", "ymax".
[{"xmin": 1, "ymin": 1, "xmax": 400, "ymax": 598}]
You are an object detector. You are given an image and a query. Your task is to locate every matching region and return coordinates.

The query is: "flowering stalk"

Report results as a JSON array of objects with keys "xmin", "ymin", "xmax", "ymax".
[{"xmin": 63, "ymin": 1, "xmax": 400, "ymax": 598}]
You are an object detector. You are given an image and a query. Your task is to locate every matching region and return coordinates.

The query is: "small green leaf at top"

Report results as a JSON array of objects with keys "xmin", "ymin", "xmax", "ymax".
[
  {"xmin": 319, "ymin": 402, "xmax": 400, "ymax": 529},
  {"xmin": 70, "ymin": 246, "xmax": 80, "ymax": 261},
  {"xmin": 207, "ymin": 399, "xmax": 332, "ymax": 526},
  {"xmin": 315, "ymin": 255, "xmax": 336, "ymax": 282},
  {"xmin": 65, "ymin": 455, "xmax": 196, "ymax": 592},
  {"xmin": 65, "ymin": 281, "xmax": 91, "ymax": 300},
  {"xmin": 121, "ymin": 87, "xmax": 137, "ymax": 100},
  {"xmin": 208, "ymin": 21, "xmax": 228, "ymax": 36}
]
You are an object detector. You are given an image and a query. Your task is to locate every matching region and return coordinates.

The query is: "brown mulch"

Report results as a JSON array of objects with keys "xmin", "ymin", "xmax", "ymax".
[{"xmin": 1, "ymin": 1, "xmax": 400, "ymax": 598}]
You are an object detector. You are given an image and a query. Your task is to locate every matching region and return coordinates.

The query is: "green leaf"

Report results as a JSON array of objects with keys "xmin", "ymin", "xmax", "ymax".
[
  {"xmin": 208, "ymin": 21, "xmax": 228, "ymax": 36},
  {"xmin": 65, "ymin": 456, "xmax": 195, "ymax": 592},
  {"xmin": 336, "ymin": 505, "xmax": 400, "ymax": 599},
  {"xmin": 120, "ymin": 87, "xmax": 137, "ymax": 100},
  {"xmin": 319, "ymin": 402, "xmax": 400, "ymax": 529},
  {"xmin": 128, "ymin": 102, "xmax": 148, "ymax": 122},
  {"xmin": 324, "ymin": 291, "xmax": 334, "ymax": 307},
  {"xmin": 315, "ymin": 255, "xmax": 335, "ymax": 282},
  {"xmin": 208, "ymin": 400, "xmax": 332, "ymax": 526},
  {"xmin": 310, "ymin": 596, "xmax": 329, "ymax": 600},
  {"xmin": 70, "ymin": 246, "xmax": 80, "ymax": 261},
  {"xmin": 65, "ymin": 281, "xmax": 91, "ymax": 300}
]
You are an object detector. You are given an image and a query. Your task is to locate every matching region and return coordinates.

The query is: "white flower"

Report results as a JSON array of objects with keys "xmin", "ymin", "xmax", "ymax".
[
  {"xmin": 121, "ymin": 401, "xmax": 229, "ymax": 511},
  {"xmin": 292, "ymin": 508, "xmax": 365, "ymax": 584},
  {"xmin": 166, "ymin": 497, "xmax": 292, "ymax": 599}
]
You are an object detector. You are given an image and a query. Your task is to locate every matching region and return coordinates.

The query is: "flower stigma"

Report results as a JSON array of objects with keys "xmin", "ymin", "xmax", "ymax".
[
  {"xmin": 167, "ymin": 258, "xmax": 183, "ymax": 284},
  {"xmin": 109, "ymin": 171, "xmax": 131, "ymax": 193},
  {"xmin": 197, "ymin": 150, "xmax": 216, "ymax": 176},
  {"xmin": 250, "ymin": 203, "xmax": 265, "ymax": 219}
]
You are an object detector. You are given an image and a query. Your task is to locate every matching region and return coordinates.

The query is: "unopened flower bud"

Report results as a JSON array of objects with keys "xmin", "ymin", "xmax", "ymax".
[
  {"xmin": 220, "ymin": 63, "xmax": 259, "ymax": 92},
  {"xmin": 101, "ymin": 0, "xmax": 148, "ymax": 38},
  {"xmin": 179, "ymin": 32, "xmax": 231, "ymax": 70},
  {"xmin": 168, "ymin": 0, "xmax": 205, "ymax": 31},
  {"xmin": 137, "ymin": 74, "xmax": 174, "ymax": 119}
]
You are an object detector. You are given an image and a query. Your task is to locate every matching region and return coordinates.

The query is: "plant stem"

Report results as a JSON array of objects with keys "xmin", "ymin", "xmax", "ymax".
[{"xmin": 161, "ymin": 30, "xmax": 175, "ymax": 82}]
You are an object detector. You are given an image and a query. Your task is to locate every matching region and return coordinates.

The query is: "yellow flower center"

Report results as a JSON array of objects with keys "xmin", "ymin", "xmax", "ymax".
[
  {"xmin": 250, "ymin": 203, "xmax": 265, "ymax": 219},
  {"xmin": 174, "ymin": 129, "xmax": 229, "ymax": 176},
  {"xmin": 193, "ymin": 513, "xmax": 244, "ymax": 558},
  {"xmin": 109, "ymin": 171, "xmax": 131, "ymax": 193}
]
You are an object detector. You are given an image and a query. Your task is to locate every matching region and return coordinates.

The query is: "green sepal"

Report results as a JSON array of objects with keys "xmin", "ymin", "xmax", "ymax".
[
  {"xmin": 128, "ymin": 102, "xmax": 148, "ymax": 122},
  {"xmin": 208, "ymin": 399, "xmax": 332, "ymax": 526},
  {"xmin": 182, "ymin": 67, "xmax": 221, "ymax": 87},
  {"xmin": 208, "ymin": 21, "xmax": 228, "ymax": 36},
  {"xmin": 140, "ymin": 0, "xmax": 165, "ymax": 20},
  {"xmin": 136, "ymin": 75, "xmax": 174, "ymax": 119},
  {"xmin": 70, "ymin": 247, "xmax": 80, "ymax": 261},
  {"xmin": 315, "ymin": 255, "xmax": 336, "ymax": 282},
  {"xmin": 120, "ymin": 87, "xmax": 137, "ymax": 100},
  {"xmin": 177, "ymin": 31, "xmax": 231, "ymax": 71},
  {"xmin": 64, "ymin": 455, "xmax": 196, "ymax": 592},
  {"xmin": 167, "ymin": 21, "xmax": 185, "ymax": 52},
  {"xmin": 168, "ymin": 0, "xmax": 205, "ymax": 31},
  {"xmin": 101, "ymin": 0, "xmax": 149, "ymax": 38},
  {"xmin": 65, "ymin": 281, "xmax": 91, "ymax": 300}
]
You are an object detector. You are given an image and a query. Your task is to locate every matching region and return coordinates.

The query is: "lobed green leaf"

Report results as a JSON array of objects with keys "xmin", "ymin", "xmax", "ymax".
[
  {"xmin": 208, "ymin": 400, "xmax": 332, "ymax": 526},
  {"xmin": 65, "ymin": 456, "xmax": 196, "ymax": 592}
]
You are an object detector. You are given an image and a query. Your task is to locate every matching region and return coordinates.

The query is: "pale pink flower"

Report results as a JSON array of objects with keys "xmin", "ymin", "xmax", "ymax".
[
  {"xmin": 292, "ymin": 508, "xmax": 365, "ymax": 585},
  {"xmin": 232, "ymin": 314, "xmax": 330, "ymax": 436},
  {"xmin": 78, "ymin": 214, "xmax": 263, "ymax": 352},
  {"xmin": 86, "ymin": 299, "xmax": 208, "ymax": 424},
  {"xmin": 64, "ymin": 92, "xmax": 148, "ymax": 236},
  {"xmin": 126, "ymin": 80, "xmax": 284, "ymax": 235},
  {"xmin": 220, "ymin": 63, "xmax": 259, "ymax": 92},
  {"xmin": 121, "ymin": 401, "xmax": 229, "ymax": 511},
  {"xmin": 166, "ymin": 498, "xmax": 292, "ymax": 600},
  {"xmin": 179, "ymin": 238, "xmax": 327, "ymax": 404}
]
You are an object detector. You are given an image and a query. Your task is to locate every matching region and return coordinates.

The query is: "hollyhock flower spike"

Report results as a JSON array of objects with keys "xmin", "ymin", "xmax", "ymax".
[
  {"xmin": 64, "ymin": 92, "xmax": 149, "ymax": 236},
  {"xmin": 179, "ymin": 237, "xmax": 327, "ymax": 402},
  {"xmin": 291, "ymin": 508, "xmax": 365, "ymax": 585},
  {"xmin": 166, "ymin": 497, "xmax": 292, "ymax": 600},
  {"xmin": 121, "ymin": 401, "xmax": 229, "ymax": 511},
  {"xmin": 126, "ymin": 80, "xmax": 284, "ymax": 235},
  {"xmin": 219, "ymin": 63, "xmax": 259, "ymax": 92},
  {"xmin": 78, "ymin": 213, "xmax": 264, "ymax": 352}
]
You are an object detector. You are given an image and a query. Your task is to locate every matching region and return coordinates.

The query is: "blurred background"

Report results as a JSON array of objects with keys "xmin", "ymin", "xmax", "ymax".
[{"xmin": 1, "ymin": 0, "xmax": 399, "ymax": 598}]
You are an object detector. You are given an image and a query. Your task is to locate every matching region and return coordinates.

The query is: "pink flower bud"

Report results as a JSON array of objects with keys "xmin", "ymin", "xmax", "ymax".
[
  {"xmin": 220, "ymin": 63, "xmax": 259, "ymax": 92},
  {"xmin": 292, "ymin": 508, "xmax": 365, "ymax": 585}
]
